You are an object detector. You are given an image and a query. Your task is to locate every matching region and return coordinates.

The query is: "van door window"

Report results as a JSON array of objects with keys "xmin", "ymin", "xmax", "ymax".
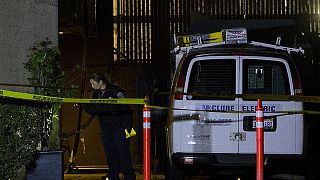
[
  {"xmin": 243, "ymin": 60, "xmax": 290, "ymax": 95},
  {"xmin": 187, "ymin": 59, "xmax": 236, "ymax": 100}
]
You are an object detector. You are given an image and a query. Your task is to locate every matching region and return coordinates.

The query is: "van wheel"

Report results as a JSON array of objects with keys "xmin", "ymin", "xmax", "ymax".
[{"xmin": 166, "ymin": 164, "xmax": 184, "ymax": 180}]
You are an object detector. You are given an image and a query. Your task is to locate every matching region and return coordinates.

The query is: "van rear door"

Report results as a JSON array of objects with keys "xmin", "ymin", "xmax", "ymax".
[
  {"xmin": 180, "ymin": 56, "xmax": 240, "ymax": 153},
  {"xmin": 238, "ymin": 56, "xmax": 304, "ymax": 154}
]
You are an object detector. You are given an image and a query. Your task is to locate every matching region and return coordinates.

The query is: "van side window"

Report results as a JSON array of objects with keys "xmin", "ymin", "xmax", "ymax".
[
  {"xmin": 187, "ymin": 59, "xmax": 236, "ymax": 100},
  {"xmin": 243, "ymin": 60, "xmax": 290, "ymax": 95}
]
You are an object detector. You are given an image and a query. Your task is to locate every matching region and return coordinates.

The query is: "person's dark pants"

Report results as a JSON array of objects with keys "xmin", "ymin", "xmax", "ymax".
[{"xmin": 99, "ymin": 119, "xmax": 136, "ymax": 180}]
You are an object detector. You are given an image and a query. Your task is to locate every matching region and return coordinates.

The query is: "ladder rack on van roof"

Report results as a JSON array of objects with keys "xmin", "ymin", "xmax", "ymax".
[
  {"xmin": 170, "ymin": 27, "xmax": 305, "ymax": 70},
  {"xmin": 171, "ymin": 28, "xmax": 305, "ymax": 55}
]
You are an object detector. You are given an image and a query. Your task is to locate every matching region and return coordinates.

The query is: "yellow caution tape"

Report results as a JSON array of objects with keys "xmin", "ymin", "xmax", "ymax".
[
  {"xmin": 0, "ymin": 89, "xmax": 147, "ymax": 105},
  {"xmin": 2, "ymin": 89, "xmax": 320, "ymax": 115},
  {"xmin": 147, "ymin": 105, "xmax": 168, "ymax": 110},
  {"xmin": 166, "ymin": 91, "xmax": 320, "ymax": 103},
  {"xmin": 1, "ymin": 90, "xmax": 139, "ymax": 139}
]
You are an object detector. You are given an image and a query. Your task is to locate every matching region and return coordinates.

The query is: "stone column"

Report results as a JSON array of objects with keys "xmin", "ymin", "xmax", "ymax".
[{"xmin": 0, "ymin": 0, "xmax": 58, "ymax": 91}]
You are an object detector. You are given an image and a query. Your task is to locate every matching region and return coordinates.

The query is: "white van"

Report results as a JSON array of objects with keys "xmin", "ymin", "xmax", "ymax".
[{"xmin": 166, "ymin": 28, "xmax": 306, "ymax": 179}]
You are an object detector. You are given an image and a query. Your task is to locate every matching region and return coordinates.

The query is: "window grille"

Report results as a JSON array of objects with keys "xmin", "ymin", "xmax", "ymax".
[
  {"xmin": 243, "ymin": 59, "xmax": 290, "ymax": 95},
  {"xmin": 187, "ymin": 59, "xmax": 236, "ymax": 99},
  {"xmin": 113, "ymin": 0, "xmax": 152, "ymax": 62}
]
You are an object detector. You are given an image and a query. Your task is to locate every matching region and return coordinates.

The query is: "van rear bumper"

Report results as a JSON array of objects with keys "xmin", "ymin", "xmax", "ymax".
[
  {"xmin": 172, "ymin": 153, "xmax": 255, "ymax": 168},
  {"xmin": 171, "ymin": 153, "xmax": 304, "ymax": 168}
]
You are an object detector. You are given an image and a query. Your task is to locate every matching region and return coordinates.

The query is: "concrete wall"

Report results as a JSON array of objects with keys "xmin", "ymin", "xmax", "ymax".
[{"xmin": 0, "ymin": 0, "xmax": 58, "ymax": 91}]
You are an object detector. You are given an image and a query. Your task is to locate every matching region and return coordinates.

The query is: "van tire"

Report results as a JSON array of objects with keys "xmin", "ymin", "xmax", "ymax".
[{"xmin": 166, "ymin": 164, "xmax": 184, "ymax": 180}]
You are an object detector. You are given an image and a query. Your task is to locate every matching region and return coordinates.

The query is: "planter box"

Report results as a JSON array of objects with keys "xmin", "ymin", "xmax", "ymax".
[{"xmin": 27, "ymin": 150, "xmax": 63, "ymax": 180}]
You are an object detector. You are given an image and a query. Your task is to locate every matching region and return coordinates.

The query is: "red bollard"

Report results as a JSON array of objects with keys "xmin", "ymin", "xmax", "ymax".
[
  {"xmin": 256, "ymin": 99, "xmax": 264, "ymax": 180},
  {"xmin": 143, "ymin": 96, "xmax": 151, "ymax": 180}
]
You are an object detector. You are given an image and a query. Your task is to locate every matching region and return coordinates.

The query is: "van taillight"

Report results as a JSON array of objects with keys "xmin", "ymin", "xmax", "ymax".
[
  {"xmin": 293, "ymin": 74, "xmax": 303, "ymax": 96},
  {"xmin": 174, "ymin": 77, "xmax": 185, "ymax": 100},
  {"xmin": 293, "ymin": 78, "xmax": 303, "ymax": 95}
]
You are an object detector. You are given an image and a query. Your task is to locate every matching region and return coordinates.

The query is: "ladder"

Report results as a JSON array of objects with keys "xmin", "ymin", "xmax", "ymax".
[{"xmin": 172, "ymin": 28, "xmax": 304, "ymax": 55}]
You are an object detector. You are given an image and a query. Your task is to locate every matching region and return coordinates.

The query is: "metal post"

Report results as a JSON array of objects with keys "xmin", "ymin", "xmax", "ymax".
[
  {"xmin": 256, "ymin": 99, "xmax": 264, "ymax": 180},
  {"xmin": 143, "ymin": 96, "xmax": 151, "ymax": 180}
]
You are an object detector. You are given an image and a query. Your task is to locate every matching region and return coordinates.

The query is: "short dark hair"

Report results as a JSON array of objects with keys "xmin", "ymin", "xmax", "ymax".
[{"xmin": 89, "ymin": 73, "xmax": 111, "ymax": 85}]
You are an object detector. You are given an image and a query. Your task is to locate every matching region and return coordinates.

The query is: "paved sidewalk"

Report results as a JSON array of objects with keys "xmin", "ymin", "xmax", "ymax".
[{"xmin": 64, "ymin": 172, "xmax": 165, "ymax": 180}]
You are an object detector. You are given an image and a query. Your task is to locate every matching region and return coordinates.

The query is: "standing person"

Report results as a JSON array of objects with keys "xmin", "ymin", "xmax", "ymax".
[{"xmin": 82, "ymin": 73, "xmax": 136, "ymax": 180}]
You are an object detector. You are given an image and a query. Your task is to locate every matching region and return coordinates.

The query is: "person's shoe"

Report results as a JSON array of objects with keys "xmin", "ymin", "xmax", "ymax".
[{"xmin": 101, "ymin": 176, "xmax": 109, "ymax": 180}]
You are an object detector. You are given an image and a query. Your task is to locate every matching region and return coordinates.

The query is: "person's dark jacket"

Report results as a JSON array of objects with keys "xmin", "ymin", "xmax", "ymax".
[{"xmin": 82, "ymin": 85, "xmax": 132, "ymax": 131}]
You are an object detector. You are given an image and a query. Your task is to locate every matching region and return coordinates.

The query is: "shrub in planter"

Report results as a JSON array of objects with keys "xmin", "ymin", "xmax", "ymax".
[
  {"xmin": 25, "ymin": 38, "xmax": 72, "ymax": 97},
  {"xmin": 0, "ymin": 38, "xmax": 74, "ymax": 179},
  {"xmin": 0, "ymin": 100, "xmax": 49, "ymax": 179},
  {"xmin": 24, "ymin": 38, "xmax": 74, "ymax": 178},
  {"xmin": 24, "ymin": 38, "xmax": 75, "ymax": 150}
]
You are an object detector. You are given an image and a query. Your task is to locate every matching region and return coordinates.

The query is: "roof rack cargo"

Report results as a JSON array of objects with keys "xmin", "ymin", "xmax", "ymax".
[{"xmin": 171, "ymin": 28, "xmax": 305, "ymax": 70}]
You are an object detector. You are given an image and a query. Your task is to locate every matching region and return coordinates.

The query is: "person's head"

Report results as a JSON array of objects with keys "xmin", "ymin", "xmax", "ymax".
[{"xmin": 89, "ymin": 73, "xmax": 111, "ymax": 90}]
